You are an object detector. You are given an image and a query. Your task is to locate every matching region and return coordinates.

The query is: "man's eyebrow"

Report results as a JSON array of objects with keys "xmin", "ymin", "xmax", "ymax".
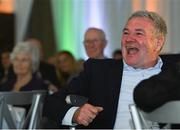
[
  {"xmin": 122, "ymin": 28, "xmax": 145, "ymax": 33},
  {"xmin": 135, "ymin": 28, "xmax": 145, "ymax": 33},
  {"xmin": 123, "ymin": 28, "xmax": 128, "ymax": 32}
]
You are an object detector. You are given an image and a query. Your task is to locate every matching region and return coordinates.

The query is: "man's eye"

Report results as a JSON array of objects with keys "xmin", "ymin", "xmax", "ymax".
[
  {"xmin": 93, "ymin": 39, "xmax": 99, "ymax": 42},
  {"xmin": 123, "ymin": 31, "xmax": 129, "ymax": 35},
  {"xmin": 136, "ymin": 32, "xmax": 143, "ymax": 36}
]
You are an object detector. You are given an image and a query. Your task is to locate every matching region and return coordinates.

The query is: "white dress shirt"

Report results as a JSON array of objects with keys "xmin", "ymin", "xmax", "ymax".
[{"xmin": 113, "ymin": 58, "xmax": 163, "ymax": 129}]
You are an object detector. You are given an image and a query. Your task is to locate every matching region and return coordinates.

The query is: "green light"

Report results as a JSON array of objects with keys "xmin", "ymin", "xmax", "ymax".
[
  {"xmin": 62, "ymin": 0, "xmax": 76, "ymax": 52},
  {"xmin": 51, "ymin": 0, "xmax": 76, "ymax": 57},
  {"xmin": 51, "ymin": 0, "xmax": 62, "ymax": 50}
]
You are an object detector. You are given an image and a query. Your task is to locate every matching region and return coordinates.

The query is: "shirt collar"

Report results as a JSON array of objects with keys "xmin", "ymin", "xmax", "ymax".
[{"xmin": 123, "ymin": 57, "xmax": 163, "ymax": 71}]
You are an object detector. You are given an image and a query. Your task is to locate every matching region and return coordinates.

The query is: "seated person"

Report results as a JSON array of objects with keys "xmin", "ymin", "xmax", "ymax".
[
  {"xmin": 0, "ymin": 41, "xmax": 47, "ymax": 91},
  {"xmin": 43, "ymin": 10, "xmax": 170, "ymax": 129},
  {"xmin": 0, "ymin": 49, "xmax": 12, "ymax": 84},
  {"xmin": 83, "ymin": 27, "xmax": 107, "ymax": 59},
  {"xmin": 25, "ymin": 38, "xmax": 59, "ymax": 93},
  {"xmin": 0, "ymin": 42, "xmax": 48, "ymax": 128},
  {"xmin": 55, "ymin": 51, "xmax": 79, "ymax": 88}
]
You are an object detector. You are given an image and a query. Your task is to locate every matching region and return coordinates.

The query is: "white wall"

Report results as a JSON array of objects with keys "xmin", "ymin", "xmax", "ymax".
[
  {"xmin": 14, "ymin": 0, "xmax": 180, "ymax": 57},
  {"xmin": 14, "ymin": 0, "xmax": 33, "ymax": 42}
]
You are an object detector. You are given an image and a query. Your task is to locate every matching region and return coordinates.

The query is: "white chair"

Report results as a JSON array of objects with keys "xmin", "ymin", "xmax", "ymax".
[
  {"xmin": 129, "ymin": 101, "xmax": 180, "ymax": 129},
  {"xmin": 0, "ymin": 90, "xmax": 47, "ymax": 129}
]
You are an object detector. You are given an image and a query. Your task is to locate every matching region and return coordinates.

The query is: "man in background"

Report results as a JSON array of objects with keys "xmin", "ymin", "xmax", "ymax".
[
  {"xmin": 25, "ymin": 38, "xmax": 60, "ymax": 93},
  {"xmin": 83, "ymin": 27, "xmax": 107, "ymax": 59}
]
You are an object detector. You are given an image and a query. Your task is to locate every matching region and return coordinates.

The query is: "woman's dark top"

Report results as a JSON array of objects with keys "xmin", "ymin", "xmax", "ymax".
[{"xmin": 0, "ymin": 74, "xmax": 48, "ymax": 91}]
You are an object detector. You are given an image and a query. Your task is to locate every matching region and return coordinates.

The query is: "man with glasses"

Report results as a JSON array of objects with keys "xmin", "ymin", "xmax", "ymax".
[{"xmin": 83, "ymin": 27, "xmax": 107, "ymax": 59}]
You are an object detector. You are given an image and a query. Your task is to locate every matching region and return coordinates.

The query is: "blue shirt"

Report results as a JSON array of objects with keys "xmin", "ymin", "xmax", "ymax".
[{"xmin": 114, "ymin": 58, "xmax": 163, "ymax": 129}]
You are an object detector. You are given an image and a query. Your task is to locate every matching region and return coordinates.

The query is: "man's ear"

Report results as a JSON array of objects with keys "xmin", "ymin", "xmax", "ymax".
[{"xmin": 155, "ymin": 36, "xmax": 165, "ymax": 52}]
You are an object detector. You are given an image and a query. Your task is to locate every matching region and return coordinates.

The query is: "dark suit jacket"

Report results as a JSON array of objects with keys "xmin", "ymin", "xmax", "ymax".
[
  {"xmin": 43, "ymin": 58, "xmax": 123, "ymax": 128},
  {"xmin": 43, "ymin": 58, "xmax": 177, "ymax": 129},
  {"xmin": 134, "ymin": 60, "xmax": 180, "ymax": 129},
  {"xmin": 134, "ymin": 60, "xmax": 180, "ymax": 112}
]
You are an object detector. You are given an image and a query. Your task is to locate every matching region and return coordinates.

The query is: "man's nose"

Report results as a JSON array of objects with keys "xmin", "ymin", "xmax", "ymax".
[{"xmin": 126, "ymin": 34, "xmax": 135, "ymax": 42}]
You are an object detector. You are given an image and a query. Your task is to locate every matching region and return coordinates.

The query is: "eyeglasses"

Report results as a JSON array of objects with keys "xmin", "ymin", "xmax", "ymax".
[{"xmin": 83, "ymin": 39, "xmax": 103, "ymax": 45}]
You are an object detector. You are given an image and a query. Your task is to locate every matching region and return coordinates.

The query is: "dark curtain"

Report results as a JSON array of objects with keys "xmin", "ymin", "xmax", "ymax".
[
  {"xmin": 25, "ymin": 0, "xmax": 56, "ymax": 60},
  {"xmin": 0, "ymin": 13, "xmax": 14, "ymax": 52}
]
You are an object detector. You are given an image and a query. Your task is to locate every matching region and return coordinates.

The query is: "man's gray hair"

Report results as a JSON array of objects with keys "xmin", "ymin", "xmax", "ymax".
[
  {"xmin": 85, "ymin": 27, "xmax": 107, "ymax": 43},
  {"xmin": 11, "ymin": 41, "xmax": 40, "ymax": 73},
  {"xmin": 128, "ymin": 10, "xmax": 167, "ymax": 38}
]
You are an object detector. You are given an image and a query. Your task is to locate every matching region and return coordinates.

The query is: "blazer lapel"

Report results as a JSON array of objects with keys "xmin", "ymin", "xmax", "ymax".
[{"xmin": 107, "ymin": 60, "xmax": 123, "ymax": 127}]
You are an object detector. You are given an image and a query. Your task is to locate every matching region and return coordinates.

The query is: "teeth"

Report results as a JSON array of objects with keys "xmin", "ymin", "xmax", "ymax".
[
  {"xmin": 126, "ymin": 45, "xmax": 136, "ymax": 49},
  {"xmin": 126, "ymin": 46, "xmax": 139, "ymax": 55}
]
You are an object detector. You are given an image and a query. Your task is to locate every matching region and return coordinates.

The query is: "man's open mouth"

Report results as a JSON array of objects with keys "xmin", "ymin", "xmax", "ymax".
[{"xmin": 126, "ymin": 46, "xmax": 139, "ymax": 55}]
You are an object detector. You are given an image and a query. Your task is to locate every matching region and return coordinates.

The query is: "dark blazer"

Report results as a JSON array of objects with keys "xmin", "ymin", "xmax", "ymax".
[
  {"xmin": 134, "ymin": 60, "xmax": 180, "ymax": 112},
  {"xmin": 43, "ymin": 58, "xmax": 123, "ymax": 128},
  {"xmin": 43, "ymin": 58, "xmax": 176, "ymax": 129},
  {"xmin": 134, "ymin": 60, "xmax": 180, "ymax": 129}
]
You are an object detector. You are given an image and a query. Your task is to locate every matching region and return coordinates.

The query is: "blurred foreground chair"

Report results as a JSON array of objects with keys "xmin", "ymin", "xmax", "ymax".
[
  {"xmin": 129, "ymin": 101, "xmax": 180, "ymax": 129},
  {"xmin": 0, "ymin": 90, "xmax": 47, "ymax": 129}
]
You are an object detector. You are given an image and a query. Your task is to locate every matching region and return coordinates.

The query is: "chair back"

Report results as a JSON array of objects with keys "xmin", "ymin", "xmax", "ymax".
[
  {"xmin": 0, "ymin": 90, "xmax": 47, "ymax": 129},
  {"xmin": 129, "ymin": 101, "xmax": 180, "ymax": 129}
]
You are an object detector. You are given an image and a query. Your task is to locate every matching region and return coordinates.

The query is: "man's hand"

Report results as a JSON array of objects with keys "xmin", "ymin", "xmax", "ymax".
[{"xmin": 72, "ymin": 103, "xmax": 103, "ymax": 126}]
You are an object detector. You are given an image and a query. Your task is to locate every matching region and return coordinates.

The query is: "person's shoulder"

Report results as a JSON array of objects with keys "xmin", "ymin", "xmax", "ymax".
[
  {"xmin": 0, "ymin": 79, "xmax": 15, "ymax": 91},
  {"xmin": 85, "ymin": 58, "xmax": 122, "ymax": 64},
  {"xmin": 83, "ymin": 58, "xmax": 123, "ymax": 70},
  {"xmin": 161, "ymin": 59, "xmax": 180, "ymax": 77},
  {"xmin": 162, "ymin": 59, "xmax": 179, "ymax": 71}
]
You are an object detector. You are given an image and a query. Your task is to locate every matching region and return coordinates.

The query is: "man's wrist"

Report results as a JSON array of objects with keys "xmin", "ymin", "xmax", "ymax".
[
  {"xmin": 62, "ymin": 107, "xmax": 79, "ymax": 126},
  {"xmin": 72, "ymin": 108, "xmax": 80, "ymax": 123}
]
